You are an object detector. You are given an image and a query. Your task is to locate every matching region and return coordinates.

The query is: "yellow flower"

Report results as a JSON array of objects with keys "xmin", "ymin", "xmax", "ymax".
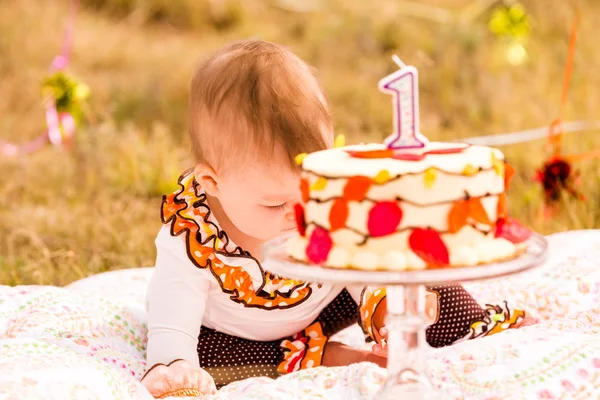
[{"xmin": 424, "ymin": 168, "xmax": 436, "ymax": 188}]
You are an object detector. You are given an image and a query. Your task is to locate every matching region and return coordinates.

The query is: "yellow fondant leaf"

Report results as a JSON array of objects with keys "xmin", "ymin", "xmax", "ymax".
[
  {"xmin": 334, "ymin": 134, "xmax": 346, "ymax": 148},
  {"xmin": 491, "ymin": 152, "xmax": 504, "ymax": 177},
  {"xmin": 424, "ymin": 168, "xmax": 436, "ymax": 188},
  {"xmin": 311, "ymin": 177, "xmax": 328, "ymax": 191},
  {"xmin": 462, "ymin": 164, "xmax": 478, "ymax": 176},
  {"xmin": 295, "ymin": 153, "xmax": 308, "ymax": 166},
  {"xmin": 374, "ymin": 169, "xmax": 391, "ymax": 184}
]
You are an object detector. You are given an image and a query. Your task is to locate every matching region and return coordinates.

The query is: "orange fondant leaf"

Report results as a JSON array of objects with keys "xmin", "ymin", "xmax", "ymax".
[
  {"xmin": 300, "ymin": 178, "xmax": 310, "ymax": 203},
  {"xmin": 504, "ymin": 162, "xmax": 515, "ymax": 190},
  {"xmin": 346, "ymin": 149, "xmax": 394, "ymax": 159},
  {"xmin": 343, "ymin": 176, "xmax": 373, "ymax": 201},
  {"xmin": 448, "ymin": 200, "xmax": 470, "ymax": 233},
  {"xmin": 468, "ymin": 198, "xmax": 492, "ymax": 225},
  {"xmin": 329, "ymin": 199, "xmax": 349, "ymax": 231},
  {"xmin": 497, "ymin": 193, "xmax": 507, "ymax": 219}
]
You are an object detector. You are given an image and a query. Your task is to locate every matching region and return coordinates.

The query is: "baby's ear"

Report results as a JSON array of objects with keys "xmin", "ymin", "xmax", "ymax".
[{"xmin": 193, "ymin": 164, "xmax": 219, "ymax": 196}]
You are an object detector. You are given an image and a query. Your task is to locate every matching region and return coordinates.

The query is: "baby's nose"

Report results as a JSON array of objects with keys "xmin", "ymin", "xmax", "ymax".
[
  {"xmin": 285, "ymin": 202, "xmax": 300, "ymax": 221},
  {"xmin": 285, "ymin": 209, "xmax": 296, "ymax": 221}
]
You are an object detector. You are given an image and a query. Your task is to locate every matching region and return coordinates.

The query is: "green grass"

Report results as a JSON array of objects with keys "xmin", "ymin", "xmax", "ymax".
[{"xmin": 1, "ymin": 0, "xmax": 599, "ymax": 286}]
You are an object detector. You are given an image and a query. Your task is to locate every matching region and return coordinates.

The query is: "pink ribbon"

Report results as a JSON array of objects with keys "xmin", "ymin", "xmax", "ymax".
[{"xmin": 1, "ymin": 0, "xmax": 79, "ymax": 156}]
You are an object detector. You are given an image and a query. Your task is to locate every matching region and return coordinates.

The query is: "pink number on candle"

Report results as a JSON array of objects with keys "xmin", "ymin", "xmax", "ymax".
[{"xmin": 379, "ymin": 61, "xmax": 426, "ymax": 149}]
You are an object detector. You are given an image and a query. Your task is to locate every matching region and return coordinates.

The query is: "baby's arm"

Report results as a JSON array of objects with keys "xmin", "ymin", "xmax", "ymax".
[{"xmin": 143, "ymin": 227, "xmax": 215, "ymax": 396}]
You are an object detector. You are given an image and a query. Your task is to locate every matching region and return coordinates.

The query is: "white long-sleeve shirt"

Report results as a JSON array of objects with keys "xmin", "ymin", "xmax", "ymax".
[{"xmin": 145, "ymin": 172, "xmax": 367, "ymax": 370}]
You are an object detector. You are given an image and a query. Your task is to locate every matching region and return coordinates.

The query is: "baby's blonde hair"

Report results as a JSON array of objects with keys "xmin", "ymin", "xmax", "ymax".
[{"xmin": 189, "ymin": 40, "xmax": 333, "ymax": 174}]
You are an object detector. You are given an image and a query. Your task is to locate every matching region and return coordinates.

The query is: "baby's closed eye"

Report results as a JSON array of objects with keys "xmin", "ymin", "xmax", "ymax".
[{"xmin": 263, "ymin": 202, "xmax": 288, "ymax": 211}]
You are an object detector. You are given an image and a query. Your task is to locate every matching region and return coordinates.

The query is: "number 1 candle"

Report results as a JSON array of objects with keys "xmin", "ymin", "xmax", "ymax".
[{"xmin": 379, "ymin": 56, "xmax": 427, "ymax": 150}]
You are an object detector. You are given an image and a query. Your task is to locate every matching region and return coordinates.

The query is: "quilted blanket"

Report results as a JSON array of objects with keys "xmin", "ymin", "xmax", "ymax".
[{"xmin": 1, "ymin": 230, "xmax": 600, "ymax": 400}]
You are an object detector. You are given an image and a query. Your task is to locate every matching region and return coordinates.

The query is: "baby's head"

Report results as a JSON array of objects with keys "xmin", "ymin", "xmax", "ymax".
[{"xmin": 190, "ymin": 40, "xmax": 333, "ymax": 242}]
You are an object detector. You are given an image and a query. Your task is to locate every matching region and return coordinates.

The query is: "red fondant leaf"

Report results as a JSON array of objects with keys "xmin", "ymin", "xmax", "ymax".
[
  {"xmin": 425, "ymin": 146, "xmax": 469, "ymax": 155},
  {"xmin": 329, "ymin": 199, "xmax": 349, "ymax": 232},
  {"xmin": 448, "ymin": 200, "xmax": 469, "ymax": 233},
  {"xmin": 367, "ymin": 201, "xmax": 403, "ymax": 237},
  {"xmin": 495, "ymin": 218, "xmax": 532, "ymax": 244},
  {"xmin": 409, "ymin": 228, "xmax": 449, "ymax": 266},
  {"xmin": 294, "ymin": 203, "xmax": 306, "ymax": 236},
  {"xmin": 343, "ymin": 176, "xmax": 373, "ymax": 202},
  {"xmin": 306, "ymin": 226, "xmax": 333, "ymax": 264},
  {"xmin": 468, "ymin": 198, "xmax": 492, "ymax": 225},
  {"xmin": 504, "ymin": 162, "xmax": 515, "ymax": 190},
  {"xmin": 497, "ymin": 193, "xmax": 507, "ymax": 220},
  {"xmin": 391, "ymin": 153, "xmax": 425, "ymax": 161},
  {"xmin": 300, "ymin": 178, "xmax": 310, "ymax": 203}
]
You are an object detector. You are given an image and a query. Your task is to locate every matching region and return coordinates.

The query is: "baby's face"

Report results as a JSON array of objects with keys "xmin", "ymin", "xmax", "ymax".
[{"xmin": 216, "ymin": 149, "xmax": 302, "ymax": 242}]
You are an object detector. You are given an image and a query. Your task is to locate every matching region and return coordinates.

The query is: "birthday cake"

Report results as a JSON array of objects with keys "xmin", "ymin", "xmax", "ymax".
[
  {"xmin": 287, "ymin": 141, "xmax": 532, "ymax": 270},
  {"xmin": 286, "ymin": 57, "xmax": 531, "ymax": 271}
]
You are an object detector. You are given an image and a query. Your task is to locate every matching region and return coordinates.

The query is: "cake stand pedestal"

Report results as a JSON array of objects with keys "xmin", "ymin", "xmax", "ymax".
[{"xmin": 262, "ymin": 234, "xmax": 548, "ymax": 400}]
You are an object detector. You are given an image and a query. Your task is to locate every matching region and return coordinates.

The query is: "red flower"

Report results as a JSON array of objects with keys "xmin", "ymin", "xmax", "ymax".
[{"xmin": 534, "ymin": 157, "xmax": 583, "ymax": 204}]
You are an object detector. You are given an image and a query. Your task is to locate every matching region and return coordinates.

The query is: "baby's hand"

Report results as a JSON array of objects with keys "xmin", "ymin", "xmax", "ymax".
[
  {"xmin": 516, "ymin": 316, "xmax": 539, "ymax": 328},
  {"xmin": 371, "ymin": 327, "xmax": 388, "ymax": 358},
  {"xmin": 141, "ymin": 360, "xmax": 217, "ymax": 398}
]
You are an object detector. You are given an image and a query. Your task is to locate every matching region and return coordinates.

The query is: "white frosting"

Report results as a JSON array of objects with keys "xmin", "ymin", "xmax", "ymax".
[
  {"xmin": 287, "ymin": 225, "xmax": 519, "ymax": 270},
  {"xmin": 381, "ymin": 251, "xmax": 407, "ymax": 271},
  {"xmin": 405, "ymin": 251, "xmax": 427, "ymax": 270},
  {"xmin": 449, "ymin": 245, "xmax": 479, "ymax": 266},
  {"xmin": 306, "ymin": 168, "xmax": 503, "ymax": 206},
  {"xmin": 327, "ymin": 246, "xmax": 350, "ymax": 268},
  {"xmin": 306, "ymin": 195, "xmax": 499, "ymax": 234},
  {"xmin": 442, "ymin": 225, "xmax": 490, "ymax": 247},
  {"xmin": 351, "ymin": 250, "xmax": 379, "ymax": 270},
  {"xmin": 286, "ymin": 235, "xmax": 308, "ymax": 261},
  {"xmin": 472, "ymin": 238, "xmax": 515, "ymax": 264},
  {"xmin": 302, "ymin": 142, "xmax": 504, "ymax": 177}
]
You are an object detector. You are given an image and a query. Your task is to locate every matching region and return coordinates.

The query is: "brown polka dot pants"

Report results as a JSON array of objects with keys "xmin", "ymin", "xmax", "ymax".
[
  {"xmin": 197, "ymin": 289, "xmax": 359, "ymax": 388},
  {"xmin": 426, "ymin": 284, "xmax": 488, "ymax": 348},
  {"xmin": 197, "ymin": 286, "xmax": 486, "ymax": 388}
]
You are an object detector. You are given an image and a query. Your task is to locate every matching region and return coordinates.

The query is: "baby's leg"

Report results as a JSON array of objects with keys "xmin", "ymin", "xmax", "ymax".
[
  {"xmin": 197, "ymin": 326, "xmax": 282, "ymax": 388},
  {"xmin": 425, "ymin": 284, "xmax": 488, "ymax": 347},
  {"xmin": 197, "ymin": 289, "xmax": 360, "ymax": 388}
]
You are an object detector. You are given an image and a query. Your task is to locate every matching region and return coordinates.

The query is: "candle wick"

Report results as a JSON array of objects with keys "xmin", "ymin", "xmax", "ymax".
[{"xmin": 392, "ymin": 55, "xmax": 407, "ymax": 69}]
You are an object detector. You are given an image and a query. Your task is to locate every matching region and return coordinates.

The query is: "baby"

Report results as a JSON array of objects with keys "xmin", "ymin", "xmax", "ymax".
[{"xmin": 141, "ymin": 40, "xmax": 528, "ymax": 398}]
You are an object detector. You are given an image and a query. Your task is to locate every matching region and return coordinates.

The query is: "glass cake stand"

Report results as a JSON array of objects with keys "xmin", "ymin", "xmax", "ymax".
[{"xmin": 261, "ymin": 234, "xmax": 549, "ymax": 400}]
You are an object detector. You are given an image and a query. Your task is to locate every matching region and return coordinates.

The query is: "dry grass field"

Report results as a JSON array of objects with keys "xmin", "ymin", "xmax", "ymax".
[{"xmin": 1, "ymin": 0, "xmax": 598, "ymax": 286}]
